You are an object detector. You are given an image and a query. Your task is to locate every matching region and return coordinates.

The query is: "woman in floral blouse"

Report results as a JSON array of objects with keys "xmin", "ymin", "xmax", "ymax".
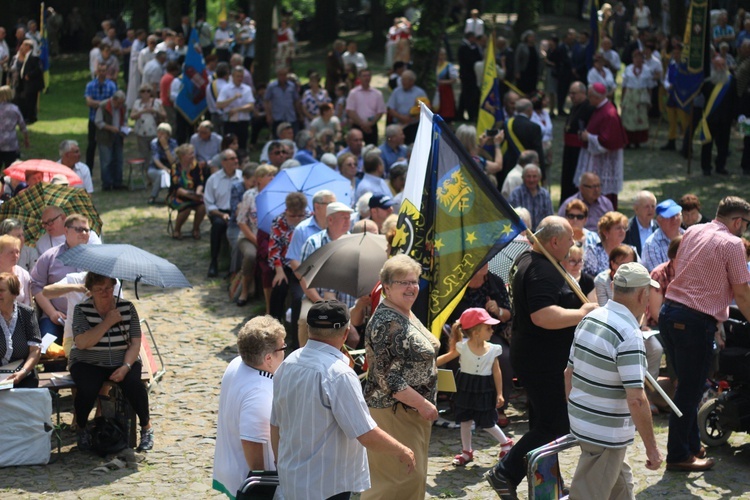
[
  {"xmin": 362, "ymin": 254, "xmax": 440, "ymax": 499},
  {"xmin": 300, "ymin": 71, "xmax": 331, "ymax": 127},
  {"xmin": 268, "ymin": 192, "xmax": 309, "ymax": 324},
  {"xmin": 168, "ymin": 143, "xmax": 208, "ymax": 240}
]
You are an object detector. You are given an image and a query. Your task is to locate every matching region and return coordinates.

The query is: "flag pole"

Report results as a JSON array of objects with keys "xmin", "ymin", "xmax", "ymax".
[
  {"xmin": 524, "ymin": 227, "xmax": 683, "ymax": 417},
  {"xmin": 687, "ymin": 104, "xmax": 694, "ymax": 175}
]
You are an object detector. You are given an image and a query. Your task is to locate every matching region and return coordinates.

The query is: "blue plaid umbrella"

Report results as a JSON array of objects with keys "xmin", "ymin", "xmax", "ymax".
[{"xmin": 59, "ymin": 244, "xmax": 191, "ymax": 298}]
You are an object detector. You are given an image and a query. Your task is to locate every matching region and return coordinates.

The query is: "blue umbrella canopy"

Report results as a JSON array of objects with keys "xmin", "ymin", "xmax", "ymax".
[
  {"xmin": 255, "ymin": 162, "xmax": 353, "ymax": 232},
  {"xmin": 59, "ymin": 244, "xmax": 191, "ymax": 296}
]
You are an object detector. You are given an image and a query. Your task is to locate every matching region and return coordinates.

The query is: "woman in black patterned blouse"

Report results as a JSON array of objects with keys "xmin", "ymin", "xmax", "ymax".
[
  {"xmin": 0, "ymin": 272, "xmax": 41, "ymax": 388},
  {"xmin": 362, "ymin": 254, "xmax": 440, "ymax": 499}
]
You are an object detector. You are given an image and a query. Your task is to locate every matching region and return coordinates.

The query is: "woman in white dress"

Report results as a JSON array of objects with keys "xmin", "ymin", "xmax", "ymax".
[{"xmin": 621, "ymin": 50, "xmax": 653, "ymax": 147}]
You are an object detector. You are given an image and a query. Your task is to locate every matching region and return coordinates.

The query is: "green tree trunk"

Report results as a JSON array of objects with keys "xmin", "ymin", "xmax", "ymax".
[
  {"xmin": 312, "ymin": 0, "xmax": 339, "ymax": 46},
  {"xmin": 254, "ymin": 0, "xmax": 277, "ymax": 85},
  {"xmin": 369, "ymin": 0, "xmax": 387, "ymax": 53},
  {"xmin": 513, "ymin": 0, "xmax": 539, "ymax": 45},
  {"xmin": 166, "ymin": 0, "xmax": 182, "ymax": 30},
  {"xmin": 132, "ymin": 0, "xmax": 151, "ymax": 31},
  {"xmin": 411, "ymin": 0, "xmax": 452, "ymax": 100}
]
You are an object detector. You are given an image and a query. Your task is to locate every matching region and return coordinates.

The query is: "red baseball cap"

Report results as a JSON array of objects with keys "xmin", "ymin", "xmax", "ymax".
[{"xmin": 459, "ymin": 307, "xmax": 501, "ymax": 330}]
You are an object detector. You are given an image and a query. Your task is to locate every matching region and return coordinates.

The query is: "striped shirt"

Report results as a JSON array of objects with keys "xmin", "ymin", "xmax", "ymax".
[
  {"xmin": 69, "ymin": 299, "xmax": 141, "ymax": 368},
  {"xmin": 567, "ymin": 300, "xmax": 647, "ymax": 447},
  {"xmin": 271, "ymin": 340, "xmax": 376, "ymax": 499}
]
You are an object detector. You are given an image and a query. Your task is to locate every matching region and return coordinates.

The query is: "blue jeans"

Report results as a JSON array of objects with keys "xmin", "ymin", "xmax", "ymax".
[
  {"xmin": 98, "ymin": 135, "xmax": 124, "ymax": 189},
  {"xmin": 659, "ymin": 301, "xmax": 716, "ymax": 463},
  {"xmin": 39, "ymin": 316, "xmax": 64, "ymax": 344}
]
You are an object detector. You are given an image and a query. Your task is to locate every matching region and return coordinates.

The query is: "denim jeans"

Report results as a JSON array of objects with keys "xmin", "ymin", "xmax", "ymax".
[
  {"xmin": 39, "ymin": 316, "xmax": 64, "ymax": 344},
  {"xmin": 659, "ymin": 301, "xmax": 717, "ymax": 463},
  {"xmin": 99, "ymin": 135, "xmax": 124, "ymax": 189}
]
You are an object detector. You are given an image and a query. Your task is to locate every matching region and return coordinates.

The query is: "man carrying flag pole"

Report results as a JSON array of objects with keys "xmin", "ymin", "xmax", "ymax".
[{"xmin": 695, "ymin": 56, "xmax": 736, "ymax": 175}]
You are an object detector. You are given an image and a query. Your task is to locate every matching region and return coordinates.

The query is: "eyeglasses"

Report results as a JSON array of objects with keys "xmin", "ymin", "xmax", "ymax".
[
  {"xmin": 69, "ymin": 226, "xmax": 90, "ymax": 234},
  {"xmin": 42, "ymin": 214, "xmax": 62, "ymax": 227},
  {"xmin": 734, "ymin": 216, "xmax": 750, "ymax": 225},
  {"xmin": 392, "ymin": 280, "xmax": 420, "ymax": 287},
  {"xmin": 91, "ymin": 285, "xmax": 115, "ymax": 294},
  {"xmin": 566, "ymin": 213, "xmax": 586, "ymax": 220},
  {"xmin": 274, "ymin": 343, "xmax": 287, "ymax": 352},
  {"xmin": 581, "ymin": 184, "xmax": 601, "ymax": 189}
]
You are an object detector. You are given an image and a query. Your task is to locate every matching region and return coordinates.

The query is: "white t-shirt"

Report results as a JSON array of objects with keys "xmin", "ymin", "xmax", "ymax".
[{"xmin": 213, "ymin": 357, "xmax": 275, "ymax": 497}]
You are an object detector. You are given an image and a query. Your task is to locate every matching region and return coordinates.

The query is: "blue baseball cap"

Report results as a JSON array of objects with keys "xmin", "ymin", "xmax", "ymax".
[{"xmin": 656, "ymin": 199, "xmax": 681, "ymax": 218}]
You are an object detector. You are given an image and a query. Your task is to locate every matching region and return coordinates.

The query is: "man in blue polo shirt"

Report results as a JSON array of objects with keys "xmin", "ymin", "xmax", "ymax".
[
  {"xmin": 84, "ymin": 63, "xmax": 117, "ymax": 170},
  {"xmin": 265, "ymin": 67, "xmax": 300, "ymax": 139}
]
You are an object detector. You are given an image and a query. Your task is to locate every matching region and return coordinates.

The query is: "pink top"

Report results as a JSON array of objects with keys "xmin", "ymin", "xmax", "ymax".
[
  {"xmin": 665, "ymin": 220, "xmax": 750, "ymax": 321},
  {"xmin": 345, "ymin": 86, "xmax": 386, "ymax": 122}
]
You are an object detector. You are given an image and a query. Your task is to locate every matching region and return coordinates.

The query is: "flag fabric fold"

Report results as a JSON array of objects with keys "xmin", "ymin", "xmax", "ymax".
[
  {"xmin": 40, "ymin": 3, "xmax": 50, "ymax": 91},
  {"xmin": 672, "ymin": 0, "xmax": 709, "ymax": 109},
  {"xmin": 175, "ymin": 29, "xmax": 208, "ymax": 125},
  {"xmin": 696, "ymin": 75, "xmax": 733, "ymax": 143},
  {"xmin": 477, "ymin": 32, "xmax": 504, "ymax": 135},
  {"xmin": 392, "ymin": 105, "xmax": 526, "ymax": 337},
  {"xmin": 585, "ymin": 0, "xmax": 600, "ymax": 71}
]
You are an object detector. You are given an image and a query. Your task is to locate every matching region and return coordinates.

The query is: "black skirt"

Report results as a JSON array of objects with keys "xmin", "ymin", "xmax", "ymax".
[{"xmin": 453, "ymin": 372, "xmax": 498, "ymax": 429}]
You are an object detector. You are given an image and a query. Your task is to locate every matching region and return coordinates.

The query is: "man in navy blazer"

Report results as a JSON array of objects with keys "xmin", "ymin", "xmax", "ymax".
[{"xmin": 623, "ymin": 190, "xmax": 658, "ymax": 255}]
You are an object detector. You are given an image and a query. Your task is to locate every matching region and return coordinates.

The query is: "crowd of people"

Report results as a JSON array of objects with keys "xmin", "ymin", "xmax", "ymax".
[{"xmin": 2, "ymin": 3, "xmax": 750, "ymax": 499}]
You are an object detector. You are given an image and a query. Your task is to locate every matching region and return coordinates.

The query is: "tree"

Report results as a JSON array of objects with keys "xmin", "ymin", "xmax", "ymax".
[
  {"xmin": 369, "ymin": 0, "xmax": 386, "ymax": 53},
  {"xmin": 132, "ymin": 0, "xmax": 151, "ymax": 31},
  {"xmin": 254, "ymin": 0, "xmax": 277, "ymax": 85},
  {"xmin": 411, "ymin": 0, "xmax": 452, "ymax": 100},
  {"xmin": 670, "ymin": 0, "xmax": 687, "ymax": 40},
  {"xmin": 513, "ymin": 0, "xmax": 539, "ymax": 45},
  {"xmin": 166, "ymin": 0, "xmax": 182, "ymax": 29},
  {"xmin": 312, "ymin": 0, "xmax": 339, "ymax": 46}
]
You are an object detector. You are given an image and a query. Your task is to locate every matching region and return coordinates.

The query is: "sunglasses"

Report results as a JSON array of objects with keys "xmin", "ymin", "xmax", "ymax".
[
  {"xmin": 69, "ymin": 226, "xmax": 90, "ymax": 234},
  {"xmin": 566, "ymin": 213, "xmax": 586, "ymax": 220},
  {"xmin": 274, "ymin": 343, "xmax": 287, "ymax": 352}
]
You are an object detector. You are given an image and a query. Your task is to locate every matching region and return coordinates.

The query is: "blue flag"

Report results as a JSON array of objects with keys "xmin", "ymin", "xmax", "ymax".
[
  {"xmin": 175, "ymin": 29, "xmax": 208, "ymax": 125},
  {"xmin": 393, "ymin": 106, "xmax": 526, "ymax": 337},
  {"xmin": 673, "ymin": 0, "xmax": 709, "ymax": 108}
]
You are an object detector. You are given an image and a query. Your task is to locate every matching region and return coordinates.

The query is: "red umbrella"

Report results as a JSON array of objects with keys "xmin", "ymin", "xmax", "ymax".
[{"xmin": 4, "ymin": 159, "xmax": 83, "ymax": 186}]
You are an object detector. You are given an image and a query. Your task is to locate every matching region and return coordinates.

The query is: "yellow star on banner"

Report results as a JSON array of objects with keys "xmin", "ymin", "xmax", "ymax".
[
  {"xmin": 434, "ymin": 238, "xmax": 444, "ymax": 251},
  {"xmin": 502, "ymin": 223, "xmax": 513, "ymax": 235},
  {"xmin": 465, "ymin": 232, "xmax": 477, "ymax": 244}
]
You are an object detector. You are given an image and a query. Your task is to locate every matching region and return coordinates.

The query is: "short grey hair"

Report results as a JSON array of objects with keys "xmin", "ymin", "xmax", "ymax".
[
  {"xmin": 514, "ymin": 207, "xmax": 532, "ymax": 228},
  {"xmin": 632, "ymin": 190, "xmax": 656, "ymax": 206},
  {"xmin": 296, "ymin": 130, "xmax": 313, "ymax": 150},
  {"xmin": 515, "ymin": 99, "xmax": 532, "ymax": 114},
  {"xmin": 280, "ymin": 158, "xmax": 301, "ymax": 170},
  {"xmin": 313, "ymin": 190, "xmax": 335, "ymax": 205},
  {"xmin": 59, "ymin": 139, "xmax": 79, "ymax": 157},
  {"xmin": 535, "ymin": 216, "xmax": 569, "ymax": 244},
  {"xmin": 401, "ymin": 69, "xmax": 416, "ymax": 81},
  {"xmin": 237, "ymin": 316, "xmax": 286, "ymax": 367},
  {"xmin": 385, "ymin": 124, "xmax": 403, "ymax": 139},
  {"xmin": 157, "ymin": 122, "xmax": 173, "ymax": 135},
  {"xmin": 518, "ymin": 150, "xmax": 539, "ymax": 166},
  {"xmin": 522, "ymin": 164, "xmax": 541, "ymax": 177},
  {"xmin": 380, "ymin": 254, "xmax": 422, "ymax": 285},
  {"xmin": 356, "ymin": 192, "xmax": 372, "ymax": 218}
]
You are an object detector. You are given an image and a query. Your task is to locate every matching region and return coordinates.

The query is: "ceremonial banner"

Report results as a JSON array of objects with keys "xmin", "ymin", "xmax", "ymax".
[
  {"xmin": 585, "ymin": 0, "xmax": 600, "ymax": 71},
  {"xmin": 673, "ymin": 0, "xmax": 709, "ymax": 108},
  {"xmin": 477, "ymin": 32, "xmax": 504, "ymax": 135},
  {"xmin": 392, "ymin": 105, "xmax": 526, "ymax": 337},
  {"xmin": 696, "ymin": 75, "xmax": 733, "ymax": 143},
  {"xmin": 40, "ymin": 3, "xmax": 50, "ymax": 91},
  {"xmin": 175, "ymin": 29, "xmax": 208, "ymax": 125}
]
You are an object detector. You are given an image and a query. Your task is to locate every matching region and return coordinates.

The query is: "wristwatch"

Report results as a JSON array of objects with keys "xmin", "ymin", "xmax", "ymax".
[{"xmin": 124, "ymin": 362, "xmax": 132, "ymax": 371}]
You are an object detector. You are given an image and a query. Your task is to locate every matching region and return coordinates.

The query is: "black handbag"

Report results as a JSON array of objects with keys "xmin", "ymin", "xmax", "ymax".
[{"xmin": 90, "ymin": 416, "xmax": 128, "ymax": 457}]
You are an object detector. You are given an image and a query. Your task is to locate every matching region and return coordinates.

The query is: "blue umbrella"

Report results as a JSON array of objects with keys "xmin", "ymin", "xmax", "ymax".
[
  {"xmin": 255, "ymin": 163, "xmax": 353, "ymax": 233},
  {"xmin": 59, "ymin": 244, "xmax": 191, "ymax": 299}
]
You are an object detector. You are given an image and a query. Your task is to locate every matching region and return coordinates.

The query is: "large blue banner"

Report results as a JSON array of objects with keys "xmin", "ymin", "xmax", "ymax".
[{"xmin": 175, "ymin": 29, "xmax": 208, "ymax": 125}]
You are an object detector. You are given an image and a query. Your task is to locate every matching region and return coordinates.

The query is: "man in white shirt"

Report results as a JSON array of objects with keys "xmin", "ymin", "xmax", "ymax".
[
  {"xmin": 217, "ymin": 66, "xmax": 255, "ymax": 152},
  {"xmin": 0, "ymin": 28, "xmax": 9, "ymax": 85},
  {"xmin": 464, "ymin": 9, "xmax": 485, "ymax": 36},
  {"xmin": 213, "ymin": 316, "xmax": 286, "ymax": 498},
  {"xmin": 204, "ymin": 149, "xmax": 243, "ymax": 277},
  {"xmin": 35, "ymin": 206, "xmax": 102, "ymax": 256},
  {"xmin": 214, "ymin": 19, "xmax": 234, "ymax": 62},
  {"xmin": 190, "ymin": 121, "xmax": 223, "ymax": 167},
  {"xmin": 271, "ymin": 301, "xmax": 415, "ymax": 500},
  {"xmin": 342, "ymin": 41, "xmax": 368, "ymax": 72},
  {"xmin": 143, "ymin": 50, "xmax": 167, "ymax": 96},
  {"xmin": 58, "ymin": 140, "xmax": 94, "ymax": 194}
]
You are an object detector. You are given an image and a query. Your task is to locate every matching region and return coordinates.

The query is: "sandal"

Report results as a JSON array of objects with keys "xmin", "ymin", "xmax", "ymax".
[
  {"xmin": 499, "ymin": 439, "xmax": 514, "ymax": 459},
  {"xmin": 497, "ymin": 413, "xmax": 510, "ymax": 428},
  {"xmin": 452, "ymin": 449, "xmax": 473, "ymax": 466}
]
